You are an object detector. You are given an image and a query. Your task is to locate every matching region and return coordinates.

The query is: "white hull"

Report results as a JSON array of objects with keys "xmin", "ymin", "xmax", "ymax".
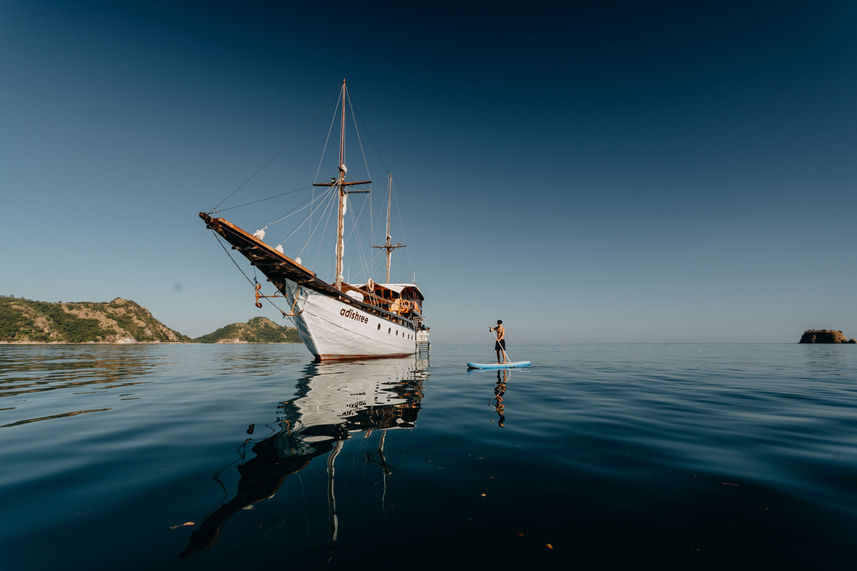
[{"xmin": 286, "ymin": 281, "xmax": 419, "ymax": 360}]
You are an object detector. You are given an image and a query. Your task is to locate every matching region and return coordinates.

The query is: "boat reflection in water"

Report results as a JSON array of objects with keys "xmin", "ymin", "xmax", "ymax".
[{"xmin": 179, "ymin": 356, "xmax": 429, "ymax": 559}]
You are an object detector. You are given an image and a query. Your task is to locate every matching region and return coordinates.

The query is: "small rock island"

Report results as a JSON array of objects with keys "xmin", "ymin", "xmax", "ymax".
[{"xmin": 799, "ymin": 329, "xmax": 857, "ymax": 344}]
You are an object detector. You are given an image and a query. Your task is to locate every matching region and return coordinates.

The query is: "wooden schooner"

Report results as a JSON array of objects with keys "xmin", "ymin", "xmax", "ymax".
[{"xmin": 200, "ymin": 80, "xmax": 429, "ymax": 360}]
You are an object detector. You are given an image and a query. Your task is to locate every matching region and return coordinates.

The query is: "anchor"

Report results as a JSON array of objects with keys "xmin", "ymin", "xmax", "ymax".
[
  {"xmin": 254, "ymin": 283, "xmax": 283, "ymax": 308},
  {"xmin": 254, "ymin": 283, "xmax": 306, "ymax": 317}
]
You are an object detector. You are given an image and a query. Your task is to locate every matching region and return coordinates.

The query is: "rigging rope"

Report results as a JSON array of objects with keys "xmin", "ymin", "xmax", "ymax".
[
  {"xmin": 259, "ymin": 193, "xmax": 323, "ymax": 234},
  {"xmin": 210, "ymin": 83, "xmax": 417, "ymax": 296},
  {"xmin": 209, "ymin": 88, "xmax": 340, "ymax": 213},
  {"xmin": 352, "ymin": 104, "xmax": 390, "ymax": 176},
  {"xmin": 298, "ymin": 187, "xmax": 338, "ymax": 258},
  {"xmin": 346, "ymin": 89, "xmax": 373, "ymax": 183},
  {"xmin": 391, "ymin": 187, "xmax": 415, "ymax": 282},
  {"xmin": 345, "ymin": 89, "xmax": 375, "ymax": 258},
  {"xmin": 314, "ymin": 94, "xmax": 340, "ymax": 182},
  {"xmin": 349, "ymin": 95, "xmax": 417, "ymax": 283},
  {"xmin": 310, "ymin": 88, "xmax": 342, "ymax": 255},
  {"xmin": 344, "ymin": 193, "xmax": 372, "ymax": 283},
  {"xmin": 215, "ymin": 185, "xmax": 311, "ymax": 214},
  {"xmin": 210, "ymin": 231, "xmax": 295, "ymax": 320},
  {"xmin": 309, "ymin": 186, "xmax": 340, "ymax": 267},
  {"xmin": 277, "ymin": 188, "xmax": 337, "ymax": 247}
]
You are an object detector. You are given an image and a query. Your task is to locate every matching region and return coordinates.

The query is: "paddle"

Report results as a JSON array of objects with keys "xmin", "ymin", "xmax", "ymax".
[{"xmin": 490, "ymin": 328, "xmax": 511, "ymax": 364}]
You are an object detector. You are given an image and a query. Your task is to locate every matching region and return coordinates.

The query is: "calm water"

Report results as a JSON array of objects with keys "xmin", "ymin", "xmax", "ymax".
[{"xmin": 2, "ymin": 343, "xmax": 857, "ymax": 569}]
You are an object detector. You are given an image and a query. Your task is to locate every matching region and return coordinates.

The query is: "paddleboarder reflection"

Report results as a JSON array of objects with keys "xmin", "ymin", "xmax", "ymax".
[{"xmin": 493, "ymin": 369, "xmax": 508, "ymax": 428}]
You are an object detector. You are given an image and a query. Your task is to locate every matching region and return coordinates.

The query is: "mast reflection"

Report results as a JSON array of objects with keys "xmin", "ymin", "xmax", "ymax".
[{"xmin": 180, "ymin": 356, "xmax": 428, "ymax": 559}]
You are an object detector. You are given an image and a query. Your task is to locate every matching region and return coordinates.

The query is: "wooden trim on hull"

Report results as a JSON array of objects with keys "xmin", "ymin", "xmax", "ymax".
[{"xmin": 315, "ymin": 352, "xmax": 414, "ymax": 362}]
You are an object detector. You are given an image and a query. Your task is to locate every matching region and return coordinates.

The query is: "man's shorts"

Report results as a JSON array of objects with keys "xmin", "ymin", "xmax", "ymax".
[{"xmin": 494, "ymin": 339, "xmax": 506, "ymax": 351}]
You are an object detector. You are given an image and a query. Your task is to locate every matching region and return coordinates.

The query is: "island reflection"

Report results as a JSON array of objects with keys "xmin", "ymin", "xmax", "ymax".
[{"xmin": 180, "ymin": 356, "xmax": 429, "ymax": 559}]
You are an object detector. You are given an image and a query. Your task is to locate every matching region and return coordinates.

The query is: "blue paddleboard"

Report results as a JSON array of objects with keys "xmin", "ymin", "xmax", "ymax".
[{"xmin": 467, "ymin": 361, "xmax": 532, "ymax": 370}]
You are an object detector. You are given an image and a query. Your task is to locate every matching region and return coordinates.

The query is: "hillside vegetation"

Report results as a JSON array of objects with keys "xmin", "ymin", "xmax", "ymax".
[
  {"xmin": 0, "ymin": 296, "xmax": 189, "ymax": 343},
  {"xmin": 0, "ymin": 296, "xmax": 301, "ymax": 344},
  {"xmin": 194, "ymin": 316, "xmax": 301, "ymax": 343}
]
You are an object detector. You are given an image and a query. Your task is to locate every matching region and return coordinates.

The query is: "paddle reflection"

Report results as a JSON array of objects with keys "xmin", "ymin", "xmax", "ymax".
[{"xmin": 180, "ymin": 356, "xmax": 428, "ymax": 559}]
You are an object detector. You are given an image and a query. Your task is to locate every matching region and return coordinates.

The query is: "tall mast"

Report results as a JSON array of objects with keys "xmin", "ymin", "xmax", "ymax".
[
  {"xmin": 373, "ymin": 173, "xmax": 406, "ymax": 283},
  {"xmin": 312, "ymin": 79, "xmax": 371, "ymax": 291},
  {"xmin": 335, "ymin": 79, "xmax": 347, "ymax": 290},
  {"xmin": 384, "ymin": 174, "xmax": 392, "ymax": 282}
]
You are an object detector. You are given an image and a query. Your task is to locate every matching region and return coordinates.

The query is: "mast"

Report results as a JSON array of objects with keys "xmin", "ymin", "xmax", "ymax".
[
  {"xmin": 313, "ymin": 79, "xmax": 370, "ymax": 291},
  {"xmin": 335, "ymin": 79, "xmax": 346, "ymax": 291},
  {"xmin": 384, "ymin": 174, "xmax": 392, "ymax": 282},
  {"xmin": 373, "ymin": 173, "xmax": 406, "ymax": 283}
]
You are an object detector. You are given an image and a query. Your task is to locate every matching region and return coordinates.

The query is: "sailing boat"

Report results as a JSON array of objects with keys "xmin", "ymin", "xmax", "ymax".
[{"xmin": 200, "ymin": 80, "xmax": 429, "ymax": 361}]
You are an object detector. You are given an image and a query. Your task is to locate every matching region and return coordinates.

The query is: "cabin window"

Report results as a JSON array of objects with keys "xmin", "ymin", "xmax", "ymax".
[
  {"xmin": 377, "ymin": 323, "xmax": 380, "ymax": 330},
  {"xmin": 396, "ymin": 330, "xmax": 398, "ymax": 336},
  {"xmin": 388, "ymin": 328, "xmax": 391, "ymax": 334}
]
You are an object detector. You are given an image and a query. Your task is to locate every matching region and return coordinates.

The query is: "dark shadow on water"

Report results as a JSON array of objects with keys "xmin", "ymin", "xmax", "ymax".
[{"xmin": 1, "ymin": 407, "xmax": 112, "ymax": 428}]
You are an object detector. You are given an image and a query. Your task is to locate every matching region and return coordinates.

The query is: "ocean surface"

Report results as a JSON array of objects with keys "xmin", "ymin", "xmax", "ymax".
[{"xmin": 1, "ymin": 343, "xmax": 857, "ymax": 569}]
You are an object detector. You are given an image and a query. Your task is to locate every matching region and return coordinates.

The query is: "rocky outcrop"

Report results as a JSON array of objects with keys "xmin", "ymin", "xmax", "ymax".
[
  {"xmin": 194, "ymin": 316, "xmax": 301, "ymax": 344},
  {"xmin": 799, "ymin": 329, "xmax": 857, "ymax": 344},
  {"xmin": 0, "ymin": 296, "xmax": 190, "ymax": 343}
]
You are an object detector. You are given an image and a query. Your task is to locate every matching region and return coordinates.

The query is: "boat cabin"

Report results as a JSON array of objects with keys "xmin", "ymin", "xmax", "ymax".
[{"xmin": 342, "ymin": 282, "xmax": 425, "ymax": 319}]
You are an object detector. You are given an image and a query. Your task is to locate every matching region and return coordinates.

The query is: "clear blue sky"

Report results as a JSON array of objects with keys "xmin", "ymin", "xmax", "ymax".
[{"xmin": 1, "ymin": 0, "xmax": 855, "ymax": 343}]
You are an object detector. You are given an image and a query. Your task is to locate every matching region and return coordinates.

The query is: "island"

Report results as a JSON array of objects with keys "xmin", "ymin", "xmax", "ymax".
[
  {"xmin": 0, "ymin": 296, "xmax": 300, "ymax": 344},
  {"xmin": 799, "ymin": 329, "xmax": 857, "ymax": 344},
  {"xmin": 194, "ymin": 316, "xmax": 301, "ymax": 344}
]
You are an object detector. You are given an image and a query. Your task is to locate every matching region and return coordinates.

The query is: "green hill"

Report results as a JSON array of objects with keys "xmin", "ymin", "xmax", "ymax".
[
  {"xmin": 194, "ymin": 316, "xmax": 301, "ymax": 343},
  {"xmin": 0, "ymin": 296, "xmax": 301, "ymax": 344},
  {"xmin": 0, "ymin": 296, "xmax": 190, "ymax": 343}
]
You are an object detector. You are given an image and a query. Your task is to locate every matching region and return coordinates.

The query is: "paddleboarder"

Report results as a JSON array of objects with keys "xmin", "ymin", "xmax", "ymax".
[
  {"xmin": 489, "ymin": 320, "xmax": 507, "ymax": 364},
  {"xmin": 466, "ymin": 322, "xmax": 530, "ymax": 369}
]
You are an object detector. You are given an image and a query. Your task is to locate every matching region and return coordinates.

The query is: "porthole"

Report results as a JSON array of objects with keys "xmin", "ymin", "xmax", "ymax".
[
  {"xmin": 396, "ymin": 330, "xmax": 398, "ymax": 336},
  {"xmin": 388, "ymin": 328, "xmax": 391, "ymax": 334},
  {"xmin": 377, "ymin": 323, "xmax": 380, "ymax": 330}
]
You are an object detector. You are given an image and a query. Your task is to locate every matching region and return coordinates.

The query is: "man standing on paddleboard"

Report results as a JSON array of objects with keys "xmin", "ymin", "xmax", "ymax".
[{"xmin": 490, "ymin": 320, "xmax": 507, "ymax": 364}]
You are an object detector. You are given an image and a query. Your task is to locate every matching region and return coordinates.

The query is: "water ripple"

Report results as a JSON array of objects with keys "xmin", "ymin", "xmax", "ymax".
[{"xmin": 1, "ymin": 343, "xmax": 857, "ymax": 569}]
